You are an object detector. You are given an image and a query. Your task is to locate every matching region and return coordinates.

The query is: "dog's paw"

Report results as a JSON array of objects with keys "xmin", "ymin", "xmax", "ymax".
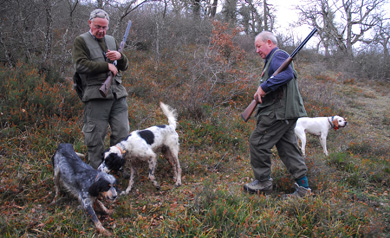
[
  {"xmin": 96, "ymin": 223, "xmax": 112, "ymax": 236},
  {"xmin": 101, "ymin": 228, "xmax": 112, "ymax": 237},
  {"xmin": 106, "ymin": 209, "xmax": 114, "ymax": 215},
  {"xmin": 121, "ymin": 187, "xmax": 133, "ymax": 195}
]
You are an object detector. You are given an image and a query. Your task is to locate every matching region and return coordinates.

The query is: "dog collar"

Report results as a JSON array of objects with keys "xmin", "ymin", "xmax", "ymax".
[
  {"xmin": 115, "ymin": 144, "xmax": 126, "ymax": 154},
  {"xmin": 328, "ymin": 116, "xmax": 339, "ymax": 131}
]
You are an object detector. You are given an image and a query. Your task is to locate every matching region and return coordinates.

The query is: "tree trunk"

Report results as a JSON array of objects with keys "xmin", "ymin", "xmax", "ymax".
[
  {"xmin": 210, "ymin": 0, "xmax": 218, "ymax": 18},
  {"xmin": 263, "ymin": 0, "xmax": 268, "ymax": 31},
  {"xmin": 42, "ymin": 0, "xmax": 53, "ymax": 66}
]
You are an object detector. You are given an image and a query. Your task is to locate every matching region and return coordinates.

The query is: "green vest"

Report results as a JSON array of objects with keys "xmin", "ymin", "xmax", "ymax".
[
  {"xmin": 78, "ymin": 32, "xmax": 128, "ymax": 102},
  {"xmin": 256, "ymin": 49, "xmax": 307, "ymax": 120}
]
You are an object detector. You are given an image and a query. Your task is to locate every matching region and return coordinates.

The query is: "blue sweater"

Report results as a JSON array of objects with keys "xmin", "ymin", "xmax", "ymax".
[{"xmin": 260, "ymin": 47, "xmax": 294, "ymax": 93}]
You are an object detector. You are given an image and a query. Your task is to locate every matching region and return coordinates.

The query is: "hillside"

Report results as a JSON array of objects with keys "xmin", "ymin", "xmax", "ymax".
[{"xmin": 0, "ymin": 53, "xmax": 390, "ymax": 237}]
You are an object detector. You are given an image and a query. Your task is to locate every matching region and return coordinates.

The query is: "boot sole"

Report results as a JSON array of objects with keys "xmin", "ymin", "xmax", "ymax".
[{"xmin": 243, "ymin": 186, "xmax": 273, "ymax": 195}]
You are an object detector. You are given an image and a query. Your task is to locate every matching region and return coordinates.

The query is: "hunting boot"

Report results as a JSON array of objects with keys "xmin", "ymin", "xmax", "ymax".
[
  {"xmin": 285, "ymin": 183, "xmax": 312, "ymax": 199},
  {"xmin": 243, "ymin": 178, "xmax": 273, "ymax": 194}
]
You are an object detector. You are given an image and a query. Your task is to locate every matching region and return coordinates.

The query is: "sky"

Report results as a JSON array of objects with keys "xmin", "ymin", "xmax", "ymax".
[
  {"xmin": 272, "ymin": 0, "xmax": 314, "ymax": 36},
  {"xmin": 273, "ymin": 0, "xmax": 301, "ymax": 28}
]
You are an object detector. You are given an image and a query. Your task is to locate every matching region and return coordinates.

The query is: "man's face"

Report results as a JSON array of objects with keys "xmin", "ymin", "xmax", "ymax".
[
  {"xmin": 255, "ymin": 38, "xmax": 274, "ymax": 59},
  {"xmin": 89, "ymin": 17, "xmax": 109, "ymax": 39}
]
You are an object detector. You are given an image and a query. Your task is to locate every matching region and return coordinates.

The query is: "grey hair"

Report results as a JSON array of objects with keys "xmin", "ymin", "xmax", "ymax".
[
  {"xmin": 89, "ymin": 9, "xmax": 109, "ymax": 22},
  {"xmin": 255, "ymin": 31, "xmax": 278, "ymax": 45}
]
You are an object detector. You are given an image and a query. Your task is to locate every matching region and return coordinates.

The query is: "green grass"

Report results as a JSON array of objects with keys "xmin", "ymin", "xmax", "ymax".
[{"xmin": 1, "ymin": 57, "xmax": 390, "ymax": 237}]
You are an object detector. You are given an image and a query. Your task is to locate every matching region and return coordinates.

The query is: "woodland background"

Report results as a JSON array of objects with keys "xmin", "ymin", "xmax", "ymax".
[{"xmin": 1, "ymin": 0, "xmax": 390, "ymax": 237}]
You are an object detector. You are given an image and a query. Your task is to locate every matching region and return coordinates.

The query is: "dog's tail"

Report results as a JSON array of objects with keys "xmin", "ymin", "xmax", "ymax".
[{"xmin": 160, "ymin": 102, "xmax": 177, "ymax": 130}]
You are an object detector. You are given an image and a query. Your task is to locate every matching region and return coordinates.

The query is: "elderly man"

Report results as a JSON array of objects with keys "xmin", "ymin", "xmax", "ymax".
[
  {"xmin": 72, "ymin": 9, "xmax": 130, "ymax": 169},
  {"xmin": 243, "ymin": 31, "xmax": 311, "ymax": 198}
]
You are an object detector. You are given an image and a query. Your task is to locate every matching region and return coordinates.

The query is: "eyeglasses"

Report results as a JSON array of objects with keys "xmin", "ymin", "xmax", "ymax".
[{"xmin": 93, "ymin": 25, "xmax": 109, "ymax": 31}]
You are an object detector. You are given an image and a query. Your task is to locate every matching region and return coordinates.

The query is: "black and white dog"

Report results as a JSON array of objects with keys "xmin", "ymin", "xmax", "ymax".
[
  {"xmin": 98, "ymin": 102, "xmax": 182, "ymax": 195},
  {"xmin": 51, "ymin": 143, "xmax": 118, "ymax": 236}
]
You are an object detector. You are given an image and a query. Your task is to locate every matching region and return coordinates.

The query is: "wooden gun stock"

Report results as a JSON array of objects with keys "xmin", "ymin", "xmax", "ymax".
[
  {"xmin": 99, "ymin": 20, "xmax": 132, "ymax": 97},
  {"xmin": 240, "ymin": 56, "xmax": 293, "ymax": 122},
  {"xmin": 241, "ymin": 99, "xmax": 258, "ymax": 122},
  {"xmin": 240, "ymin": 28, "xmax": 317, "ymax": 122},
  {"xmin": 99, "ymin": 72, "xmax": 113, "ymax": 97}
]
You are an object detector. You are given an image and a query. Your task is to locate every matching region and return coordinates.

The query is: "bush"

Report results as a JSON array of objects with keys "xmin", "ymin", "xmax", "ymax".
[{"xmin": 0, "ymin": 62, "xmax": 82, "ymax": 130}]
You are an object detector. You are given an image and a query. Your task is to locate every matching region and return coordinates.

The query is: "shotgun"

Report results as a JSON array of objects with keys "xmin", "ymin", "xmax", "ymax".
[
  {"xmin": 99, "ymin": 20, "xmax": 132, "ymax": 97},
  {"xmin": 240, "ymin": 28, "xmax": 318, "ymax": 122}
]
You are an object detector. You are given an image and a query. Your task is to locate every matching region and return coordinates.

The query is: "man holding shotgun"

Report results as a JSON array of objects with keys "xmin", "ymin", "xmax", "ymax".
[
  {"xmin": 243, "ymin": 31, "xmax": 311, "ymax": 198},
  {"xmin": 72, "ymin": 9, "xmax": 130, "ymax": 169}
]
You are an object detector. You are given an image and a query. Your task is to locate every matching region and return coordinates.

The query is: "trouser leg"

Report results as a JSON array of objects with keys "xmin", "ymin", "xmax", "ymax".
[
  {"xmin": 276, "ymin": 119, "xmax": 308, "ymax": 180},
  {"xmin": 83, "ymin": 99, "xmax": 112, "ymax": 169},
  {"xmin": 109, "ymin": 97, "xmax": 130, "ymax": 146},
  {"xmin": 250, "ymin": 113, "xmax": 306, "ymax": 181},
  {"xmin": 250, "ymin": 113, "xmax": 281, "ymax": 181}
]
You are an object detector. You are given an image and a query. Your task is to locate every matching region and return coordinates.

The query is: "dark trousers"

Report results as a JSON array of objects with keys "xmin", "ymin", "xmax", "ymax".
[
  {"xmin": 249, "ymin": 112, "xmax": 307, "ymax": 182},
  {"xmin": 83, "ymin": 97, "xmax": 130, "ymax": 169}
]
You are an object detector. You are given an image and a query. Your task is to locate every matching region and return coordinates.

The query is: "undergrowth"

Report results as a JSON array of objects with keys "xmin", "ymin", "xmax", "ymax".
[{"xmin": 1, "ymin": 25, "xmax": 390, "ymax": 237}]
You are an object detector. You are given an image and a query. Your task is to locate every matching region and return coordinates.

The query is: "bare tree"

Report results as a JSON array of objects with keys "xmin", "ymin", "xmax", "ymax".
[
  {"xmin": 241, "ymin": 0, "xmax": 263, "ymax": 35},
  {"xmin": 342, "ymin": 0, "xmax": 385, "ymax": 56},
  {"xmin": 42, "ymin": 0, "xmax": 54, "ymax": 68},
  {"xmin": 297, "ymin": 0, "xmax": 386, "ymax": 57},
  {"xmin": 374, "ymin": 20, "xmax": 390, "ymax": 59},
  {"xmin": 209, "ymin": 0, "xmax": 218, "ymax": 18},
  {"xmin": 239, "ymin": 0, "xmax": 274, "ymax": 35},
  {"xmin": 193, "ymin": 0, "xmax": 201, "ymax": 19},
  {"xmin": 297, "ymin": 0, "xmax": 336, "ymax": 56},
  {"xmin": 263, "ymin": 0, "xmax": 268, "ymax": 31},
  {"xmin": 222, "ymin": 0, "xmax": 238, "ymax": 24}
]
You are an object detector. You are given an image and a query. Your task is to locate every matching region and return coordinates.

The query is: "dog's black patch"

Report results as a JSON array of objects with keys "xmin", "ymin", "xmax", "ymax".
[
  {"xmin": 105, "ymin": 153, "xmax": 125, "ymax": 172},
  {"xmin": 138, "ymin": 130, "xmax": 154, "ymax": 145},
  {"xmin": 157, "ymin": 125, "xmax": 166, "ymax": 128},
  {"xmin": 125, "ymin": 133, "xmax": 132, "ymax": 140}
]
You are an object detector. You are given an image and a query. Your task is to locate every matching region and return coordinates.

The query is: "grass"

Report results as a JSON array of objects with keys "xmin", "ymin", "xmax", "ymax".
[{"xmin": 1, "ymin": 54, "xmax": 390, "ymax": 237}]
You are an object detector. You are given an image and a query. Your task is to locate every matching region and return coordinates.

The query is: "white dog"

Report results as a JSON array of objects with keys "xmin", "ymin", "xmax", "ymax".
[
  {"xmin": 98, "ymin": 102, "xmax": 181, "ymax": 195},
  {"xmin": 294, "ymin": 115, "xmax": 347, "ymax": 156}
]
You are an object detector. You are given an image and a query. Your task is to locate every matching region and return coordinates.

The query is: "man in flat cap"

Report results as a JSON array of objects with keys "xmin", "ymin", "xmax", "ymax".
[{"xmin": 72, "ymin": 9, "xmax": 130, "ymax": 169}]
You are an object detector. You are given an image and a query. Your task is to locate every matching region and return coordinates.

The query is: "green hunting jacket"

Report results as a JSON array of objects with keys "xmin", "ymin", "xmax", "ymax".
[
  {"xmin": 256, "ymin": 49, "xmax": 307, "ymax": 120},
  {"xmin": 72, "ymin": 32, "xmax": 129, "ymax": 102}
]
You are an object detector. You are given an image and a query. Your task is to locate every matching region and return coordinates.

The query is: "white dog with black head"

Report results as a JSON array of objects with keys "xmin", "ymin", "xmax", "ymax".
[{"xmin": 98, "ymin": 102, "xmax": 182, "ymax": 195}]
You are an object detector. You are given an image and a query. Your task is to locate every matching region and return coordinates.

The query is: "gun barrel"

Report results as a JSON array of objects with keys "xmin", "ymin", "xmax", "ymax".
[
  {"xmin": 240, "ymin": 28, "xmax": 318, "ymax": 122},
  {"xmin": 99, "ymin": 20, "xmax": 132, "ymax": 98},
  {"xmin": 290, "ymin": 28, "xmax": 317, "ymax": 58}
]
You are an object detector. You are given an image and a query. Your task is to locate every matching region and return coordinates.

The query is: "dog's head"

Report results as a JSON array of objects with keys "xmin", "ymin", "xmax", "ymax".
[
  {"xmin": 332, "ymin": 115, "xmax": 347, "ymax": 130},
  {"xmin": 88, "ymin": 173, "xmax": 118, "ymax": 200},
  {"xmin": 98, "ymin": 147, "xmax": 125, "ymax": 173}
]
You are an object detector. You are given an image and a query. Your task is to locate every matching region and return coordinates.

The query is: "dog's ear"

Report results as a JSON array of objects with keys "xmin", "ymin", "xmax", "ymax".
[
  {"xmin": 333, "ymin": 118, "xmax": 339, "ymax": 128},
  {"xmin": 88, "ymin": 177, "xmax": 110, "ymax": 197}
]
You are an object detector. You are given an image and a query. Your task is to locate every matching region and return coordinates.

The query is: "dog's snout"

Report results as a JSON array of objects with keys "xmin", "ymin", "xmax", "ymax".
[{"xmin": 111, "ymin": 188, "xmax": 118, "ymax": 200}]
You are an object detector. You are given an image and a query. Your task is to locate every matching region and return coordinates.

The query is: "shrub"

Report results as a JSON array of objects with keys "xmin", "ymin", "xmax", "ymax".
[{"xmin": 0, "ymin": 62, "xmax": 82, "ymax": 130}]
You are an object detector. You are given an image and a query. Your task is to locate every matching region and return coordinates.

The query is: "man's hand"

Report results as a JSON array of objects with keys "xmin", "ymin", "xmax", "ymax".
[
  {"xmin": 108, "ymin": 63, "xmax": 118, "ymax": 76},
  {"xmin": 254, "ymin": 86, "xmax": 266, "ymax": 104},
  {"xmin": 106, "ymin": 49, "xmax": 122, "ymax": 61}
]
